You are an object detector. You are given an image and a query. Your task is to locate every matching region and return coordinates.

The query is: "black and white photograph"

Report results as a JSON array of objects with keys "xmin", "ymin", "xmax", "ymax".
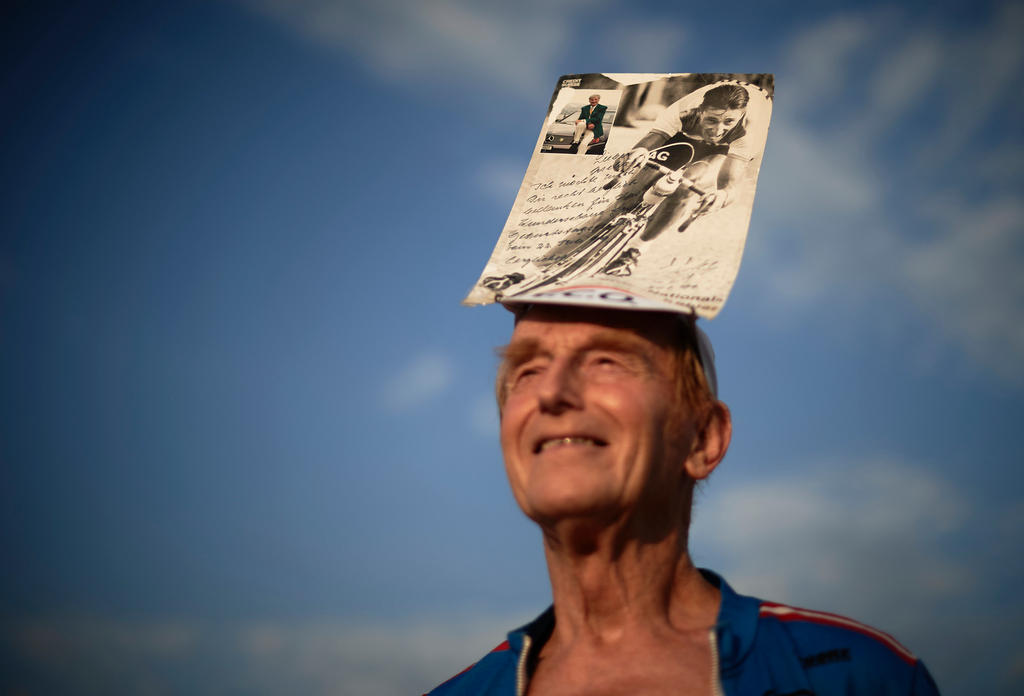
[{"xmin": 466, "ymin": 73, "xmax": 774, "ymax": 317}]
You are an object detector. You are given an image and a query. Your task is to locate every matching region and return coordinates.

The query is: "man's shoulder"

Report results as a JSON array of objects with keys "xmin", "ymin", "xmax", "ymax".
[
  {"xmin": 749, "ymin": 599, "xmax": 940, "ymax": 695},
  {"xmin": 423, "ymin": 639, "xmax": 517, "ymax": 695},
  {"xmin": 756, "ymin": 599, "xmax": 918, "ymax": 665},
  {"xmin": 706, "ymin": 571, "xmax": 940, "ymax": 695}
]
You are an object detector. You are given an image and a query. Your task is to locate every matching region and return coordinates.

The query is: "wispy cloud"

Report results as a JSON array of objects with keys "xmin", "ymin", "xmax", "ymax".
[
  {"xmin": 236, "ymin": 0, "xmax": 601, "ymax": 96},
  {"xmin": 469, "ymin": 391, "xmax": 499, "ymax": 437},
  {"xmin": 905, "ymin": 193, "xmax": 1024, "ymax": 379},
  {"xmin": 692, "ymin": 456, "xmax": 1023, "ymax": 693},
  {"xmin": 477, "ymin": 157, "xmax": 532, "ymax": 204},
  {"xmin": 595, "ymin": 20, "xmax": 688, "ymax": 73},
  {"xmin": 9, "ymin": 460, "xmax": 1010, "ymax": 695},
  {"xmin": 745, "ymin": 4, "xmax": 1024, "ymax": 380},
  {"xmin": 3, "ymin": 611, "xmax": 531, "ymax": 695},
  {"xmin": 862, "ymin": 32, "xmax": 942, "ymax": 131},
  {"xmin": 378, "ymin": 350, "xmax": 455, "ymax": 411},
  {"xmin": 783, "ymin": 11, "xmax": 876, "ymax": 111},
  {"xmin": 919, "ymin": 2, "xmax": 1024, "ymax": 169},
  {"xmin": 694, "ymin": 459, "xmax": 971, "ymax": 612}
]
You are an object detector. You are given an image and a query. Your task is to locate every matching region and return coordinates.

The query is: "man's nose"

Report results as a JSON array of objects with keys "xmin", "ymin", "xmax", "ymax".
[{"xmin": 536, "ymin": 360, "xmax": 582, "ymax": 413}]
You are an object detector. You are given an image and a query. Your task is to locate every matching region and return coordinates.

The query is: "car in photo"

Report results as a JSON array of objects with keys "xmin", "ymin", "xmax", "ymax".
[{"xmin": 541, "ymin": 103, "xmax": 616, "ymax": 155}]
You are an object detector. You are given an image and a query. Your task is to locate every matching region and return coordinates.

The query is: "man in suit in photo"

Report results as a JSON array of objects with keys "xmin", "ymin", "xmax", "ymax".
[{"xmin": 572, "ymin": 94, "xmax": 607, "ymax": 156}]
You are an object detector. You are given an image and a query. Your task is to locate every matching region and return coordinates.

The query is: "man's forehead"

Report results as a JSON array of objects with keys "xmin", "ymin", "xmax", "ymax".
[
  {"xmin": 703, "ymin": 107, "xmax": 743, "ymax": 118},
  {"xmin": 502, "ymin": 303, "xmax": 717, "ymax": 397},
  {"xmin": 508, "ymin": 304, "xmax": 681, "ymax": 347}
]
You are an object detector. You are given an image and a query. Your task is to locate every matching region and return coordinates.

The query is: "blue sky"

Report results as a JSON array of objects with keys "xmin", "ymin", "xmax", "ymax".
[{"xmin": 1, "ymin": 0, "xmax": 1022, "ymax": 693}]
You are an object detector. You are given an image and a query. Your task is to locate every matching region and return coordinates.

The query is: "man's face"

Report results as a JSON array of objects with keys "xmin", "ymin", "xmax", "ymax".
[
  {"xmin": 588, "ymin": 96, "xmax": 600, "ymax": 107},
  {"xmin": 697, "ymin": 107, "xmax": 743, "ymax": 143},
  {"xmin": 498, "ymin": 306, "xmax": 695, "ymax": 527}
]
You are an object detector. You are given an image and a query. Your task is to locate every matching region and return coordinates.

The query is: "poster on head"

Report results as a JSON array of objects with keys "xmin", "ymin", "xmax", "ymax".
[{"xmin": 463, "ymin": 73, "xmax": 774, "ymax": 318}]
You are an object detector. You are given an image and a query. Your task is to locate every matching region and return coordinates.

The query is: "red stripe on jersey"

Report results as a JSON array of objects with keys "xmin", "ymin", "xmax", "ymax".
[
  {"xmin": 759, "ymin": 602, "xmax": 916, "ymax": 665},
  {"xmin": 425, "ymin": 641, "xmax": 512, "ymax": 693}
]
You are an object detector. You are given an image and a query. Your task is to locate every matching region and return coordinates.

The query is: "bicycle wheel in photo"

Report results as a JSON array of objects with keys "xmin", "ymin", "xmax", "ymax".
[{"xmin": 521, "ymin": 216, "xmax": 640, "ymax": 293}]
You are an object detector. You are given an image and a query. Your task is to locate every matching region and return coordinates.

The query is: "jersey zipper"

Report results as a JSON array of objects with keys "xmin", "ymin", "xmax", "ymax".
[
  {"xmin": 709, "ymin": 627, "xmax": 724, "ymax": 696},
  {"xmin": 516, "ymin": 634, "xmax": 533, "ymax": 696}
]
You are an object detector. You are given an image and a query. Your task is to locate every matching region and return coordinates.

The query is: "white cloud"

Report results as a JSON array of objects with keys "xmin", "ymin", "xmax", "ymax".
[
  {"xmin": 477, "ymin": 157, "xmax": 531, "ymax": 204},
  {"xmin": 469, "ymin": 391, "xmax": 499, "ymax": 437},
  {"xmin": 692, "ymin": 458, "xmax": 972, "ymax": 621},
  {"xmin": 862, "ymin": 32, "xmax": 942, "ymax": 130},
  {"xmin": 9, "ymin": 458, "xmax": 1010, "ymax": 694},
  {"xmin": 235, "ymin": 0, "xmax": 601, "ymax": 96},
  {"xmin": 16, "ymin": 618, "xmax": 200, "ymax": 660},
  {"xmin": 743, "ymin": 119, "xmax": 889, "ymax": 312},
  {"xmin": 783, "ymin": 12, "xmax": 875, "ymax": 110},
  {"xmin": 3, "ymin": 611, "xmax": 532, "ymax": 695},
  {"xmin": 904, "ymin": 194, "xmax": 1024, "ymax": 379},
  {"xmin": 690, "ymin": 461, "xmax": 1024, "ymax": 691},
  {"xmin": 921, "ymin": 2, "xmax": 1024, "ymax": 168},
  {"xmin": 744, "ymin": 7, "xmax": 1024, "ymax": 382},
  {"xmin": 758, "ymin": 120, "xmax": 880, "ymax": 219},
  {"xmin": 378, "ymin": 350, "xmax": 455, "ymax": 411},
  {"xmin": 596, "ymin": 21, "xmax": 687, "ymax": 73},
  {"xmin": 229, "ymin": 614, "xmax": 522, "ymax": 694}
]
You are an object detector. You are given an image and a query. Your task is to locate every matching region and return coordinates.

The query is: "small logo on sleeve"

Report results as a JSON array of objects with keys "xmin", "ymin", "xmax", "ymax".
[{"xmin": 799, "ymin": 648, "xmax": 851, "ymax": 669}]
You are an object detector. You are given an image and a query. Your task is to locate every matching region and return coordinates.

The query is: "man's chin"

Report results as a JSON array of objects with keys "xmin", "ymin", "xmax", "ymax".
[{"xmin": 521, "ymin": 489, "xmax": 624, "ymax": 527}]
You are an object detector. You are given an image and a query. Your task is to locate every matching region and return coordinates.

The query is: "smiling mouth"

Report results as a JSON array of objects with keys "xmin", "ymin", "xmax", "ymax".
[{"xmin": 535, "ymin": 437, "xmax": 607, "ymax": 453}]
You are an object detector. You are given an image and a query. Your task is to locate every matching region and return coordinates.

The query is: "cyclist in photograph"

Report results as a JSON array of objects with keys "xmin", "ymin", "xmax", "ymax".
[{"xmin": 611, "ymin": 82, "xmax": 757, "ymax": 241}]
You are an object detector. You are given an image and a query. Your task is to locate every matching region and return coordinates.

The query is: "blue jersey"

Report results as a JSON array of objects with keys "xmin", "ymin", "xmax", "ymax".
[{"xmin": 425, "ymin": 570, "xmax": 939, "ymax": 695}]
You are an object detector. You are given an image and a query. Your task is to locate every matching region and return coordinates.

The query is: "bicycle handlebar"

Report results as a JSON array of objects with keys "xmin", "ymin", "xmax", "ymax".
[
  {"xmin": 648, "ymin": 162, "xmax": 707, "ymax": 197},
  {"xmin": 602, "ymin": 159, "xmax": 708, "ymax": 197}
]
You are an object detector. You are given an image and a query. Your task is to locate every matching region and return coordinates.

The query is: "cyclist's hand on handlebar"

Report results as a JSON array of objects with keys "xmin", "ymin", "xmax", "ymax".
[
  {"xmin": 614, "ymin": 148, "xmax": 649, "ymax": 173},
  {"xmin": 700, "ymin": 190, "xmax": 728, "ymax": 213}
]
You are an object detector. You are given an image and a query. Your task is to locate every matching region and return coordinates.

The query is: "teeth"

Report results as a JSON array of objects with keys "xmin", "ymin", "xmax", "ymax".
[{"xmin": 539, "ymin": 437, "xmax": 598, "ymax": 452}]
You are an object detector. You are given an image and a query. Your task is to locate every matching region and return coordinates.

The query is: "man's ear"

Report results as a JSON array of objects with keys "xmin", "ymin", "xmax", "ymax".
[{"xmin": 684, "ymin": 402, "xmax": 732, "ymax": 481}]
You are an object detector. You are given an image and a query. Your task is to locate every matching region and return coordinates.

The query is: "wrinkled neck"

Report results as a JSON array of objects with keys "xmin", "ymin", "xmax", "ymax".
[{"xmin": 539, "ymin": 498, "xmax": 717, "ymax": 647}]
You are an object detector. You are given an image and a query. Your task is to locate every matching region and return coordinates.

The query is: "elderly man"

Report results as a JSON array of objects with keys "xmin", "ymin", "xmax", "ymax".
[
  {"xmin": 572, "ymin": 94, "xmax": 607, "ymax": 156},
  {"xmin": 427, "ymin": 304, "xmax": 939, "ymax": 695}
]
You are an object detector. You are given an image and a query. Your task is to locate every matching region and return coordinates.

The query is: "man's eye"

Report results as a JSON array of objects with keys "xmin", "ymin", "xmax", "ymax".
[
  {"xmin": 591, "ymin": 355, "xmax": 623, "ymax": 369},
  {"xmin": 510, "ymin": 365, "xmax": 541, "ymax": 386}
]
